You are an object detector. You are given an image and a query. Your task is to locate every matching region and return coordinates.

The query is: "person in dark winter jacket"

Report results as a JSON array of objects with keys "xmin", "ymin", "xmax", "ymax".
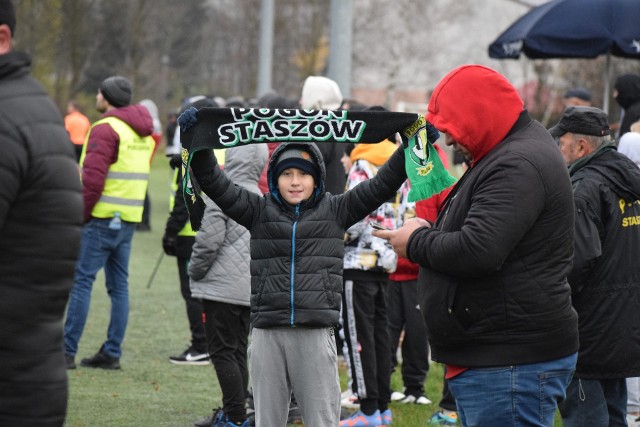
[
  {"xmin": 64, "ymin": 76, "xmax": 155, "ymax": 370},
  {"xmin": 162, "ymin": 155, "xmax": 209, "ymax": 365},
  {"xmin": 374, "ymin": 65, "xmax": 579, "ymax": 427},
  {"xmin": 550, "ymin": 106, "xmax": 640, "ymax": 427},
  {"xmin": 613, "ymin": 73, "xmax": 640, "ymax": 139},
  {"xmin": 0, "ymin": 2, "xmax": 83, "ymax": 425},
  {"xmin": 187, "ymin": 138, "xmax": 411, "ymax": 427},
  {"xmin": 163, "ymin": 96, "xmax": 219, "ymax": 366}
]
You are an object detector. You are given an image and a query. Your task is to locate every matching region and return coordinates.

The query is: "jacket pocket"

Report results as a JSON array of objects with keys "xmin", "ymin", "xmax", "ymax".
[
  {"xmin": 255, "ymin": 268, "xmax": 268, "ymax": 309},
  {"xmin": 321, "ymin": 269, "xmax": 334, "ymax": 307}
]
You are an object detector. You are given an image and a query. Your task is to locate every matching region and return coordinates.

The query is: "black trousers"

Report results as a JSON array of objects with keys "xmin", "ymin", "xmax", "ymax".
[
  {"xmin": 177, "ymin": 257, "xmax": 206, "ymax": 352},
  {"xmin": 440, "ymin": 368, "xmax": 456, "ymax": 411},
  {"xmin": 387, "ymin": 279, "xmax": 430, "ymax": 397},
  {"xmin": 202, "ymin": 300, "xmax": 251, "ymax": 423},
  {"xmin": 342, "ymin": 278, "xmax": 392, "ymax": 415}
]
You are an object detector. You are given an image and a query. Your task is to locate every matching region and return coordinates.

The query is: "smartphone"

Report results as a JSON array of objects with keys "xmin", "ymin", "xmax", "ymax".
[{"xmin": 370, "ymin": 222, "xmax": 389, "ymax": 231}]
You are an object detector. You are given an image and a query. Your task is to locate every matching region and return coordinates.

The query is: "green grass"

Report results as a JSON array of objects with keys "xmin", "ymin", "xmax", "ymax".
[{"xmin": 65, "ymin": 156, "xmax": 562, "ymax": 426}]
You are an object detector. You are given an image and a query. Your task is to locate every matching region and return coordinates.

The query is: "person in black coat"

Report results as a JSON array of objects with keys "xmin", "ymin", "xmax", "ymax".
[
  {"xmin": 0, "ymin": 1, "xmax": 83, "ymax": 425},
  {"xmin": 614, "ymin": 73, "xmax": 640, "ymax": 139},
  {"xmin": 551, "ymin": 106, "xmax": 640, "ymax": 427},
  {"xmin": 375, "ymin": 65, "xmax": 579, "ymax": 427},
  {"xmin": 187, "ymin": 138, "xmax": 410, "ymax": 427}
]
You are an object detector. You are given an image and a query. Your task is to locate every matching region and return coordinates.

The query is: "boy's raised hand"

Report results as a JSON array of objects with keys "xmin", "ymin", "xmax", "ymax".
[{"xmin": 177, "ymin": 107, "xmax": 199, "ymax": 151}]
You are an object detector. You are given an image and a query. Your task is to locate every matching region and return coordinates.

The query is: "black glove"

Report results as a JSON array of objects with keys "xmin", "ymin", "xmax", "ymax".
[
  {"xmin": 169, "ymin": 154, "xmax": 182, "ymax": 169},
  {"xmin": 426, "ymin": 121, "xmax": 440, "ymax": 143},
  {"xmin": 177, "ymin": 107, "xmax": 198, "ymax": 151},
  {"xmin": 162, "ymin": 233, "xmax": 177, "ymax": 257}
]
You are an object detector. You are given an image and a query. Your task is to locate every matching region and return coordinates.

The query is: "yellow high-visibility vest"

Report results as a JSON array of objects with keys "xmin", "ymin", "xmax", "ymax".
[
  {"xmin": 169, "ymin": 149, "xmax": 226, "ymax": 236},
  {"xmin": 80, "ymin": 116, "xmax": 154, "ymax": 222},
  {"xmin": 170, "ymin": 168, "xmax": 197, "ymax": 237}
]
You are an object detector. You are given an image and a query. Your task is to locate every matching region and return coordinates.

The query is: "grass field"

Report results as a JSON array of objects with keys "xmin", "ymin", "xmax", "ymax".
[{"xmin": 64, "ymin": 155, "xmax": 561, "ymax": 426}]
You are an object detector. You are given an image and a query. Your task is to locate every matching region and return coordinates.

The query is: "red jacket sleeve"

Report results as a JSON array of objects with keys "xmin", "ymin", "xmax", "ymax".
[{"xmin": 81, "ymin": 123, "xmax": 119, "ymax": 222}]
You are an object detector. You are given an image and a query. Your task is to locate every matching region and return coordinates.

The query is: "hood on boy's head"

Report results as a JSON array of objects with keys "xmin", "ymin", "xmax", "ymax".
[
  {"xmin": 427, "ymin": 65, "xmax": 524, "ymax": 162},
  {"xmin": 267, "ymin": 141, "xmax": 326, "ymax": 202}
]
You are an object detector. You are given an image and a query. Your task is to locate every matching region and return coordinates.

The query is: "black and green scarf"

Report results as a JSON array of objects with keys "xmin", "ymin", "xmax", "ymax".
[{"xmin": 178, "ymin": 107, "xmax": 455, "ymax": 229}]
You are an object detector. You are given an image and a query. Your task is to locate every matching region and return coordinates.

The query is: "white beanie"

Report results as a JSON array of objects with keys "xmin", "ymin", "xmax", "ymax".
[
  {"xmin": 300, "ymin": 76, "xmax": 343, "ymax": 110},
  {"xmin": 618, "ymin": 132, "xmax": 640, "ymax": 168}
]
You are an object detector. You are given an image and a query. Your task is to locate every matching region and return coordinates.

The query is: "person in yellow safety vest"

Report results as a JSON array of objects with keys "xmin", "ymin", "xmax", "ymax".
[
  {"xmin": 162, "ymin": 95, "xmax": 222, "ymax": 365},
  {"xmin": 64, "ymin": 75, "xmax": 155, "ymax": 370},
  {"xmin": 163, "ymin": 159, "xmax": 207, "ymax": 365},
  {"xmin": 163, "ymin": 148, "xmax": 226, "ymax": 365}
]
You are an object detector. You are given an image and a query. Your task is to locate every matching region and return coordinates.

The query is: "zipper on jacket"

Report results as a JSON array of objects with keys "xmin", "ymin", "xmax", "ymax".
[
  {"xmin": 290, "ymin": 204, "xmax": 300, "ymax": 326},
  {"xmin": 439, "ymin": 193, "xmax": 457, "ymax": 230}
]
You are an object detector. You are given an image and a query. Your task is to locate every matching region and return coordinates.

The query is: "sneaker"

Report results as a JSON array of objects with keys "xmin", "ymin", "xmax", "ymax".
[
  {"xmin": 400, "ymin": 394, "xmax": 432, "ymax": 405},
  {"xmin": 80, "ymin": 347, "xmax": 120, "ymax": 370},
  {"xmin": 169, "ymin": 346, "xmax": 210, "ymax": 365},
  {"xmin": 211, "ymin": 409, "xmax": 251, "ymax": 427},
  {"xmin": 339, "ymin": 410, "xmax": 381, "ymax": 427},
  {"xmin": 429, "ymin": 410, "xmax": 458, "ymax": 426},
  {"xmin": 390, "ymin": 391, "xmax": 405, "ymax": 401},
  {"xmin": 245, "ymin": 395, "xmax": 254, "ymax": 415},
  {"xmin": 380, "ymin": 409, "xmax": 392, "ymax": 426},
  {"xmin": 195, "ymin": 408, "xmax": 223, "ymax": 427},
  {"xmin": 287, "ymin": 404, "xmax": 303, "ymax": 424},
  {"xmin": 341, "ymin": 389, "xmax": 360, "ymax": 409},
  {"xmin": 66, "ymin": 354, "xmax": 76, "ymax": 370}
]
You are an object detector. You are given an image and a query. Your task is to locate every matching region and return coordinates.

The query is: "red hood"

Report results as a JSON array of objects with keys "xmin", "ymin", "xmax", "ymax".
[
  {"xmin": 427, "ymin": 65, "xmax": 523, "ymax": 163},
  {"xmin": 103, "ymin": 104, "xmax": 154, "ymax": 137}
]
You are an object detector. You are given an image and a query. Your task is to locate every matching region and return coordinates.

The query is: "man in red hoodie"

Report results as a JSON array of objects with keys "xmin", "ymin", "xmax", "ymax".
[{"xmin": 374, "ymin": 65, "xmax": 579, "ymax": 426}]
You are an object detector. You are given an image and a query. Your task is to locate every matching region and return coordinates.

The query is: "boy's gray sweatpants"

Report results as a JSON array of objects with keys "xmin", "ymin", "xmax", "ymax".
[{"xmin": 249, "ymin": 326, "xmax": 341, "ymax": 427}]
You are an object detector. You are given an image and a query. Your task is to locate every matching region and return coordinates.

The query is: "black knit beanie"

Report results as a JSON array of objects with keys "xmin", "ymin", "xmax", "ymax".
[
  {"xmin": 0, "ymin": 0, "xmax": 16, "ymax": 36},
  {"xmin": 100, "ymin": 76, "xmax": 133, "ymax": 108},
  {"xmin": 274, "ymin": 146, "xmax": 321, "ymax": 184}
]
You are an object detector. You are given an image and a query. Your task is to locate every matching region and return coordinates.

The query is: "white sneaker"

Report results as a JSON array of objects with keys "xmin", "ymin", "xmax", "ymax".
[
  {"xmin": 390, "ymin": 391, "xmax": 406, "ymax": 401},
  {"xmin": 415, "ymin": 395, "xmax": 433, "ymax": 405},
  {"xmin": 400, "ymin": 394, "xmax": 432, "ymax": 405},
  {"xmin": 340, "ymin": 390, "xmax": 360, "ymax": 409}
]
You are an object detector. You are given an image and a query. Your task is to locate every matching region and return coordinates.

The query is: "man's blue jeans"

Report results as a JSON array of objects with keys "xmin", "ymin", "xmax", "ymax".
[
  {"xmin": 558, "ymin": 377, "xmax": 627, "ymax": 427},
  {"xmin": 448, "ymin": 352, "xmax": 577, "ymax": 427},
  {"xmin": 64, "ymin": 218, "xmax": 136, "ymax": 358}
]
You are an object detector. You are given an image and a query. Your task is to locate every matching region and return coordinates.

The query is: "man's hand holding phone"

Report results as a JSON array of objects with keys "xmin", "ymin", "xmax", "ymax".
[
  {"xmin": 371, "ymin": 217, "xmax": 431, "ymax": 259},
  {"xmin": 369, "ymin": 222, "xmax": 389, "ymax": 231}
]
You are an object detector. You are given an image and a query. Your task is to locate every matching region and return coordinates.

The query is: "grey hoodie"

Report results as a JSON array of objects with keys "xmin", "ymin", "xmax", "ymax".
[{"xmin": 189, "ymin": 143, "xmax": 268, "ymax": 305}]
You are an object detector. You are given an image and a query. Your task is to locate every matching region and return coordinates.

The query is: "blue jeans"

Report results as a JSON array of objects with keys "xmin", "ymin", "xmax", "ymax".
[
  {"xmin": 558, "ymin": 377, "xmax": 627, "ymax": 427},
  {"xmin": 64, "ymin": 218, "xmax": 136, "ymax": 358},
  {"xmin": 448, "ymin": 352, "xmax": 577, "ymax": 427}
]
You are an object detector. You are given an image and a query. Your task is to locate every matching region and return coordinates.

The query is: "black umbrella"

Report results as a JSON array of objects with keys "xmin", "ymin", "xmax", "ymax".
[{"xmin": 488, "ymin": 0, "xmax": 640, "ymax": 113}]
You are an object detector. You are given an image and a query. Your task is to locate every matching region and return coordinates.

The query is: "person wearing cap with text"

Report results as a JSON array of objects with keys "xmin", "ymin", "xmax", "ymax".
[
  {"xmin": 63, "ymin": 76, "xmax": 155, "ymax": 370},
  {"xmin": 0, "ymin": 0, "xmax": 83, "ymax": 425},
  {"xmin": 549, "ymin": 106, "xmax": 640, "ymax": 427}
]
